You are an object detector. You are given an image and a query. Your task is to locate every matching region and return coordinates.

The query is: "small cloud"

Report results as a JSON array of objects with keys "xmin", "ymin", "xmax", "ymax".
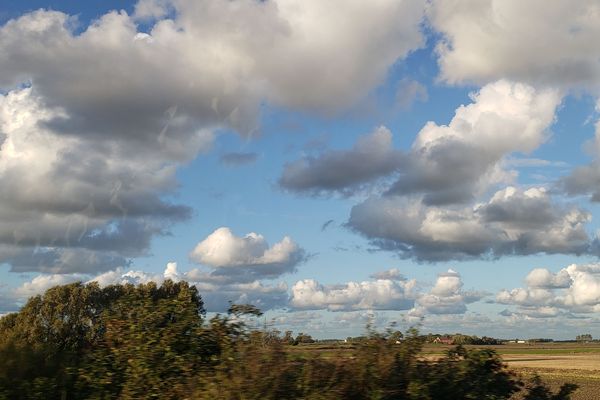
[
  {"xmin": 350, "ymin": 185, "xmax": 593, "ymax": 262},
  {"xmin": 321, "ymin": 219, "xmax": 335, "ymax": 231},
  {"xmin": 504, "ymin": 157, "xmax": 568, "ymax": 168},
  {"xmin": 409, "ymin": 269, "xmax": 485, "ymax": 316},
  {"xmin": 189, "ymin": 227, "xmax": 307, "ymax": 282}
]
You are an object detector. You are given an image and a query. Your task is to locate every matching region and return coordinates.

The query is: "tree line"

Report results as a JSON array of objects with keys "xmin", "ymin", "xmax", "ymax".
[{"xmin": 0, "ymin": 280, "xmax": 578, "ymax": 399}]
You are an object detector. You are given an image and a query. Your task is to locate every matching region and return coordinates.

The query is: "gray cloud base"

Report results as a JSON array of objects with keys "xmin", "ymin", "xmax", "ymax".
[
  {"xmin": 348, "ymin": 187, "xmax": 593, "ymax": 262},
  {"xmin": 279, "ymin": 126, "xmax": 405, "ymax": 196}
]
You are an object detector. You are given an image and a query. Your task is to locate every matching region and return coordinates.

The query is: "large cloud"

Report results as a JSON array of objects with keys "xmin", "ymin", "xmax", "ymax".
[
  {"xmin": 497, "ymin": 263, "xmax": 600, "ymax": 316},
  {"xmin": 150, "ymin": 0, "xmax": 426, "ymax": 113},
  {"xmin": 279, "ymin": 126, "xmax": 404, "ymax": 196},
  {"xmin": 0, "ymin": 1, "xmax": 424, "ymax": 274},
  {"xmin": 428, "ymin": 0, "xmax": 600, "ymax": 90},
  {"xmin": 280, "ymin": 81, "xmax": 558, "ymax": 202},
  {"xmin": 341, "ymin": 81, "xmax": 593, "ymax": 262},
  {"xmin": 0, "ymin": 1, "xmax": 425, "ymax": 129},
  {"xmin": 387, "ymin": 80, "xmax": 560, "ymax": 205},
  {"xmin": 189, "ymin": 227, "xmax": 307, "ymax": 283},
  {"xmin": 289, "ymin": 273, "xmax": 417, "ymax": 311},
  {"xmin": 0, "ymin": 87, "xmax": 189, "ymax": 273},
  {"xmin": 427, "ymin": 1, "xmax": 600, "ymax": 208},
  {"xmin": 349, "ymin": 186, "xmax": 593, "ymax": 262}
]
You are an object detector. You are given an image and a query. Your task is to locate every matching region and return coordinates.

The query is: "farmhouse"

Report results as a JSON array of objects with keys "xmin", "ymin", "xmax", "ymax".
[{"xmin": 433, "ymin": 336, "xmax": 454, "ymax": 345}]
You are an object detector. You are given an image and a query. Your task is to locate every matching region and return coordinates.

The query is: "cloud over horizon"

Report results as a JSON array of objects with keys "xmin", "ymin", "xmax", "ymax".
[
  {"xmin": 0, "ymin": 1, "xmax": 424, "ymax": 275},
  {"xmin": 290, "ymin": 276, "xmax": 417, "ymax": 312},
  {"xmin": 497, "ymin": 263, "xmax": 600, "ymax": 317}
]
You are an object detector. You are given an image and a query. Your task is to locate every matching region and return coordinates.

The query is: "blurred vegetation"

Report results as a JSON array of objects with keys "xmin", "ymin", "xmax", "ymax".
[{"xmin": 0, "ymin": 281, "xmax": 578, "ymax": 399}]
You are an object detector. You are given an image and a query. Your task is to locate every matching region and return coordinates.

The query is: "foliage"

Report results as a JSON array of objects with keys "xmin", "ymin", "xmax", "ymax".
[
  {"xmin": 0, "ymin": 280, "xmax": 205, "ymax": 399},
  {"xmin": 523, "ymin": 375, "xmax": 578, "ymax": 400},
  {"xmin": 576, "ymin": 333, "xmax": 593, "ymax": 342},
  {"xmin": 76, "ymin": 280, "xmax": 205, "ymax": 399},
  {"xmin": 294, "ymin": 332, "xmax": 315, "ymax": 345},
  {"xmin": 0, "ymin": 281, "xmax": 580, "ymax": 399},
  {"xmin": 409, "ymin": 345, "xmax": 521, "ymax": 399},
  {"xmin": 423, "ymin": 332, "xmax": 502, "ymax": 345}
]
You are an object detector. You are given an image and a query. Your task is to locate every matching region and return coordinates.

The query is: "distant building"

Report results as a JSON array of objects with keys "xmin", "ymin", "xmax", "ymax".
[{"xmin": 433, "ymin": 336, "xmax": 454, "ymax": 345}]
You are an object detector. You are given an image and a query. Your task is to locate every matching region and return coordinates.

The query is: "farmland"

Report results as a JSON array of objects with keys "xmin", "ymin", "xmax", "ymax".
[
  {"xmin": 502, "ymin": 347, "xmax": 600, "ymax": 400},
  {"xmin": 429, "ymin": 343, "xmax": 600, "ymax": 400},
  {"xmin": 290, "ymin": 342, "xmax": 600, "ymax": 399}
]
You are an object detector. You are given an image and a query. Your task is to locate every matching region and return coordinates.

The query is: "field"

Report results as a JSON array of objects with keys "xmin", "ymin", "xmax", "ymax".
[
  {"xmin": 428, "ymin": 343, "xmax": 600, "ymax": 400},
  {"xmin": 292, "ymin": 342, "xmax": 600, "ymax": 399}
]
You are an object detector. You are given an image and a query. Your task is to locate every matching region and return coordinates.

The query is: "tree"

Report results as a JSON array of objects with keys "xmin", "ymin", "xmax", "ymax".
[
  {"xmin": 78, "ymin": 280, "xmax": 206, "ymax": 399},
  {"xmin": 0, "ymin": 282, "xmax": 118, "ymax": 399},
  {"xmin": 283, "ymin": 330, "xmax": 295, "ymax": 345},
  {"xmin": 0, "ymin": 280, "xmax": 207, "ymax": 399},
  {"xmin": 576, "ymin": 334, "xmax": 593, "ymax": 342},
  {"xmin": 294, "ymin": 332, "xmax": 315, "ymax": 344},
  {"xmin": 389, "ymin": 330, "xmax": 404, "ymax": 343}
]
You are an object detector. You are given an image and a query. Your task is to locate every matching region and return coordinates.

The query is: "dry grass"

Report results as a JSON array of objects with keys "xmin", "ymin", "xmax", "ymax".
[
  {"xmin": 503, "ymin": 354, "xmax": 600, "ymax": 371},
  {"xmin": 494, "ymin": 344, "xmax": 600, "ymax": 400}
]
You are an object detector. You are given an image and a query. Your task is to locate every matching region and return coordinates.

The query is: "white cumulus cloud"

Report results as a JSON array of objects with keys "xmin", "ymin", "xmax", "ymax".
[
  {"xmin": 409, "ymin": 269, "xmax": 485, "ymax": 316},
  {"xmin": 428, "ymin": 0, "xmax": 600, "ymax": 91},
  {"xmin": 189, "ymin": 227, "xmax": 307, "ymax": 283},
  {"xmin": 349, "ymin": 186, "xmax": 592, "ymax": 261},
  {"xmin": 497, "ymin": 263, "xmax": 600, "ymax": 317},
  {"xmin": 290, "ymin": 275, "xmax": 417, "ymax": 311}
]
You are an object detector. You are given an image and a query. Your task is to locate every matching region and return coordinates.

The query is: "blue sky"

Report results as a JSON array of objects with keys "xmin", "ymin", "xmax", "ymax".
[{"xmin": 3, "ymin": 0, "xmax": 600, "ymax": 339}]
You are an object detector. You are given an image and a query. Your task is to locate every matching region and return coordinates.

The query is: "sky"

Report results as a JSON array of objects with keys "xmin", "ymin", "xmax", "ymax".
[{"xmin": 3, "ymin": 0, "xmax": 600, "ymax": 340}]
